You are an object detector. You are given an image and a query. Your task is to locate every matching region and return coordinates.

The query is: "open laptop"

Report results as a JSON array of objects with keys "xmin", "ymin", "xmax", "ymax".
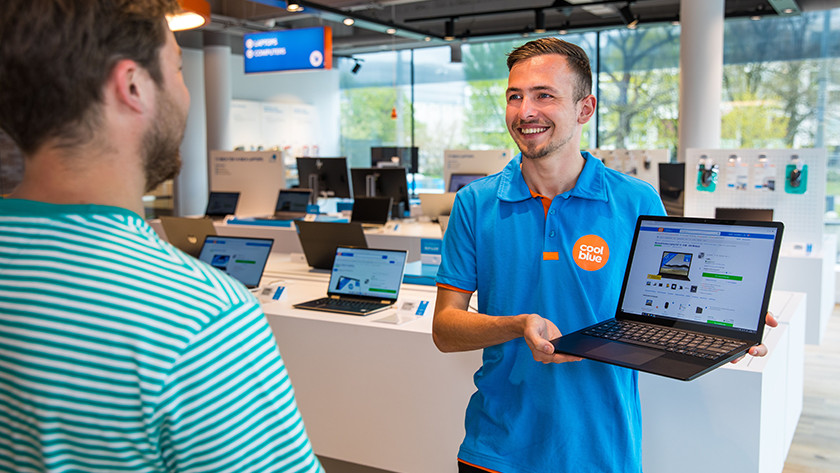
[
  {"xmin": 204, "ymin": 191, "xmax": 240, "ymax": 220},
  {"xmin": 159, "ymin": 216, "xmax": 217, "ymax": 257},
  {"xmin": 448, "ymin": 173, "xmax": 485, "ymax": 192},
  {"xmin": 351, "ymin": 196, "xmax": 392, "ymax": 226},
  {"xmin": 552, "ymin": 215, "xmax": 784, "ymax": 381},
  {"xmin": 419, "ymin": 192, "xmax": 456, "ymax": 222},
  {"xmin": 196, "ymin": 235, "xmax": 274, "ymax": 289},
  {"xmin": 256, "ymin": 188, "xmax": 312, "ymax": 221},
  {"xmin": 715, "ymin": 207, "xmax": 774, "ymax": 222},
  {"xmin": 294, "ymin": 220, "xmax": 368, "ymax": 270},
  {"xmin": 293, "ymin": 246, "xmax": 408, "ymax": 316}
]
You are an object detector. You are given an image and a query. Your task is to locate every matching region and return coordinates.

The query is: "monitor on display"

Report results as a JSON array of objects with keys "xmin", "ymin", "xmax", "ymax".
[
  {"xmin": 351, "ymin": 167, "xmax": 410, "ymax": 219},
  {"xmin": 370, "ymin": 146, "xmax": 419, "ymax": 174},
  {"xmin": 296, "ymin": 157, "xmax": 352, "ymax": 199},
  {"xmin": 658, "ymin": 163, "xmax": 685, "ymax": 217}
]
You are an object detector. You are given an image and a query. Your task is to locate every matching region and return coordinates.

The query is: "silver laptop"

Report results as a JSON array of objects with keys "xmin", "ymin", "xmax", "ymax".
[
  {"xmin": 552, "ymin": 215, "xmax": 783, "ymax": 381},
  {"xmin": 256, "ymin": 188, "xmax": 313, "ymax": 221},
  {"xmin": 159, "ymin": 216, "xmax": 217, "ymax": 257},
  {"xmin": 293, "ymin": 247, "xmax": 407, "ymax": 316}
]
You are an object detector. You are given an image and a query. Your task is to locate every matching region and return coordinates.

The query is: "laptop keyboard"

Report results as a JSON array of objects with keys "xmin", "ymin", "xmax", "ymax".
[
  {"xmin": 307, "ymin": 297, "xmax": 387, "ymax": 313},
  {"xmin": 583, "ymin": 320, "xmax": 746, "ymax": 360}
]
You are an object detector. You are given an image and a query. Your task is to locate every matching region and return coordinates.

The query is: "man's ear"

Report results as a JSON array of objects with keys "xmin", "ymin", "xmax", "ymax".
[
  {"xmin": 109, "ymin": 59, "xmax": 151, "ymax": 115},
  {"xmin": 577, "ymin": 94, "xmax": 597, "ymax": 125}
]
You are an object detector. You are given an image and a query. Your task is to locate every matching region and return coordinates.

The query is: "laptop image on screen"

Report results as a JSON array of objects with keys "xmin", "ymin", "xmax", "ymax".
[
  {"xmin": 205, "ymin": 191, "xmax": 240, "ymax": 220},
  {"xmin": 159, "ymin": 216, "xmax": 217, "ymax": 257},
  {"xmin": 294, "ymin": 221, "xmax": 368, "ymax": 270},
  {"xmin": 293, "ymin": 246, "xmax": 408, "ymax": 316},
  {"xmin": 196, "ymin": 235, "xmax": 274, "ymax": 289},
  {"xmin": 658, "ymin": 251, "xmax": 692, "ymax": 281},
  {"xmin": 552, "ymin": 215, "xmax": 784, "ymax": 381},
  {"xmin": 256, "ymin": 188, "xmax": 313, "ymax": 221}
]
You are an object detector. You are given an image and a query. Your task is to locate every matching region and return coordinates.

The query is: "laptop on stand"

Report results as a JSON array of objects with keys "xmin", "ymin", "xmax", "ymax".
[
  {"xmin": 351, "ymin": 196, "xmax": 393, "ymax": 227},
  {"xmin": 552, "ymin": 215, "xmax": 783, "ymax": 381},
  {"xmin": 293, "ymin": 246, "xmax": 408, "ymax": 316},
  {"xmin": 255, "ymin": 188, "xmax": 313, "ymax": 221},
  {"xmin": 196, "ymin": 235, "xmax": 274, "ymax": 289}
]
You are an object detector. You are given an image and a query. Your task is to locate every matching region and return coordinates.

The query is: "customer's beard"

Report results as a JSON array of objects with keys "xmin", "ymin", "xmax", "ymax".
[{"xmin": 142, "ymin": 91, "xmax": 185, "ymax": 192}]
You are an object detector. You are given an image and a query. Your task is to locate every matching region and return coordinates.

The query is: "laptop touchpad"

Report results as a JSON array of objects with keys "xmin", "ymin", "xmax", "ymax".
[{"xmin": 586, "ymin": 343, "xmax": 663, "ymax": 366}]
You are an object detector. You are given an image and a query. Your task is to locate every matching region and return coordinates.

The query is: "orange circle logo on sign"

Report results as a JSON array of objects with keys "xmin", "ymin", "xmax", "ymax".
[{"xmin": 573, "ymin": 234, "xmax": 609, "ymax": 271}]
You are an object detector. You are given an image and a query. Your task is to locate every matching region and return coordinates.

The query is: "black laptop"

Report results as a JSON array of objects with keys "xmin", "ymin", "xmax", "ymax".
[
  {"xmin": 204, "ymin": 191, "xmax": 240, "ymax": 220},
  {"xmin": 294, "ymin": 220, "xmax": 368, "ymax": 270},
  {"xmin": 351, "ymin": 196, "xmax": 393, "ymax": 226},
  {"xmin": 256, "ymin": 188, "xmax": 312, "ymax": 221},
  {"xmin": 196, "ymin": 235, "xmax": 274, "ymax": 289},
  {"xmin": 293, "ymin": 246, "xmax": 408, "ymax": 316},
  {"xmin": 552, "ymin": 215, "xmax": 784, "ymax": 381}
]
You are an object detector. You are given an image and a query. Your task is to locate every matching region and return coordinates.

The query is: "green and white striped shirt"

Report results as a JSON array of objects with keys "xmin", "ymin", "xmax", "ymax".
[{"xmin": 0, "ymin": 199, "xmax": 323, "ymax": 473}]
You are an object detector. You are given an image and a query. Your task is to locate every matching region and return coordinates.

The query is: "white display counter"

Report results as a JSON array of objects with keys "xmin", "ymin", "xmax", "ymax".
[{"xmin": 258, "ymin": 257, "xmax": 806, "ymax": 473}]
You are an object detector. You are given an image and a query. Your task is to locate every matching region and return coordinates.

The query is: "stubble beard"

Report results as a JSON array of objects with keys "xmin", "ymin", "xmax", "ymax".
[{"xmin": 142, "ymin": 89, "xmax": 185, "ymax": 192}]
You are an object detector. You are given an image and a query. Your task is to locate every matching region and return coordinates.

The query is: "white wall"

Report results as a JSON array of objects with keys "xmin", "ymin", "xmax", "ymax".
[{"xmin": 229, "ymin": 54, "xmax": 341, "ymax": 156}]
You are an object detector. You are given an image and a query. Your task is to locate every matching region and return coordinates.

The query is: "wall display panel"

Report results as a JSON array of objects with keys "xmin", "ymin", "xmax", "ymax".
[
  {"xmin": 684, "ymin": 148, "xmax": 826, "ymax": 254},
  {"xmin": 443, "ymin": 149, "xmax": 512, "ymax": 192},
  {"xmin": 208, "ymin": 150, "xmax": 286, "ymax": 217},
  {"xmin": 587, "ymin": 149, "xmax": 671, "ymax": 191}
]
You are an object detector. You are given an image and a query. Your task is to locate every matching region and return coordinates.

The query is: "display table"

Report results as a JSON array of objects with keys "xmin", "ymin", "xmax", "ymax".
[
  {"xmin": 639, "ymin": 290, "xmax": 806, "ymax": 473},
  {"xmin": 148, "ymin": 218, "xmax": 443, "ymax": 262},
  {"xmin": 774, "ymin": 234, "xmax": 836, "ymax": 345},
  {"xmin": 259, "ymin": 257, "xmax": 806, "ymax": 473}
]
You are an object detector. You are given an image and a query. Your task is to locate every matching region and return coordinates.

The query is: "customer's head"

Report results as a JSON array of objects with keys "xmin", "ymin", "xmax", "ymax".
[
  {"xmin": 0, "ymin": 0, "xmax": 180, "ymax": 162},
  {"xmin": 506, "ymin": 37, "xmax": 592, "ymax": 103}
]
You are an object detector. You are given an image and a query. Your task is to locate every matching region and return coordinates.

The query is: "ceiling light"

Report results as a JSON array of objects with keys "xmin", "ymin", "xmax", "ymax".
[
  {"xmin": 558, "ymin": 29, "xmax": 568, "ymax": 35},
  {"xmin": 618, "ymin": 3, "xmax": 639, "ymax": 29},
  {"xmin": 424, "ymin": 36, "xmax": 431, "ymax": 42},
  {"xmin": 166, "ymin": 0, "xmax": 210, "ymax": 31},
  {"xmin": 343, "ymin": 17, "xmax": 355, "ymax": 26},
  {"xmin": 534, "ymin": 9, "xmax": 546, "ymax": 34},
  {"xmin": 386, "ymin": 27, "xmax": 397, "ymax": 34},
  {"xmin": 286, "ymin": 2, "xmax": 303, "ymax": 12},
  {"xmin": 750, "ymin": 15, "xmax": 761, "ymax": 20},
  {"xmin": 444, "ymin": 19, "xmax": 455, "ymax": 41}
]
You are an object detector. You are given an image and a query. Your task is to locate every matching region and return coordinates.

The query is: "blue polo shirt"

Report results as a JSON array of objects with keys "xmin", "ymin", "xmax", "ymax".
[{"xmin": 437, "ymin": 151, "xmax": 666, "ymax": 473}]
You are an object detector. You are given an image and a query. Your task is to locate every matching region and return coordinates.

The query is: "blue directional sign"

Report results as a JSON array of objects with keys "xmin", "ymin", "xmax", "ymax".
[{"xmin": 243, "ymin": 26, "xmax": 332, "ymax": 74}]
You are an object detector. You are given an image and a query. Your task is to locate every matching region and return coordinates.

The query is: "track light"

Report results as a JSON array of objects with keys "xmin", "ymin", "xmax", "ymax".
[
  {"xmin": 351, "ymin": 59, "xmax": 362, "ymax": 74},
  {"xmin": 534, "ymin": 9, "xmax": 546, "ymax": 34},
  {"xmin": 618, "ymin": 3, "xmax": 639, "ymax": 29},
  {"xmin": 444, "ymin": 19, "xmax": 455, "ymax": 41}
]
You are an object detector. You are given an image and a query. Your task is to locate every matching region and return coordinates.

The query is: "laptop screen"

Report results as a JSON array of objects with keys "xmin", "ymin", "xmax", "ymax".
[
  {"xmin": 198, "ymin": 236, "xmax": 273, "ymax": 288},
  {"xmin": 618, "ymin": 217, "xmax": 782, "ymax": 335},
  {"xmin": 205, "ymin": 192, "xmax": 240, "ymax": 217},
  {"xmin": 275, "ymin": 190, "xmax": 311, "ymax": 212},
  {"xmin": 327, "ymin": 247, "xmax": 407, "ymax": 301}
]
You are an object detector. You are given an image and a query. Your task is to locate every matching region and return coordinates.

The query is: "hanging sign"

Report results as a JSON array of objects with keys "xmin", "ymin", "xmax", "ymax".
[{"xmin": 243, "ymin": 26, "xmax": 332, "ymax": 73}]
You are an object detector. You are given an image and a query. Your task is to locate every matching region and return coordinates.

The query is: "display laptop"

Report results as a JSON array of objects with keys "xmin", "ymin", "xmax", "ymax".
[
  {"xmin": 293, "ymin": 246, "xmax": 408, "ymax": 316},
  {"xmin": 196, "ymin": 235, "xmax": 273, "ymax": 289},
  {"xmin": 204, "ymin": 191, "xmax": 240, "ymax": 220},
  {"xmin": 351, "ymin": 197, "xmax": 392, "ymax": 226},
  {"xmin": 294, "ymin": 220, "xmax": 368, "ymax": 270},
  {"xmin": 256, "ymin": 188, "xmax": 312, "ymax": 221},
  {"xmin": 715, "ymin": 207, "xmax": 774, "ymax": 222},
  {"xmin": 552, "ymin": 215, "xmax": 784, "ymax": 381},
  {"xmin": 159, "ymin": 216, "xmax": 217, "ymax": 257},
  {"xmin": 419, "ymin": 192, "xmax": 456, "ymax": 222}
]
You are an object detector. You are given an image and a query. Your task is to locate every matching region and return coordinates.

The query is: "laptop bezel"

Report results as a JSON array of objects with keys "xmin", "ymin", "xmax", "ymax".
[
  {"xmin": 197, "ymin": 234, "xmax": 274, "ymax": 289},
  {"xmin": 614, "ymin": 215, "xmax": 784, "ymax": 345},
  {"xmin": 204, "ymin": 191, "xmax": 240, "ymax": 218}
]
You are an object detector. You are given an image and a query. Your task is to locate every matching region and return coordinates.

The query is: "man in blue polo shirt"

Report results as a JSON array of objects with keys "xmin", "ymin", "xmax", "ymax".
[{"xmin": 433, "ymin": 37, "xmax": 777, "ymax": 473}]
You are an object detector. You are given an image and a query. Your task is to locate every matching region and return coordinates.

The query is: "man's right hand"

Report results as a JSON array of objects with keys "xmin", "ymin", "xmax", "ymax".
[{"xmin": 522, "ymin": 314, "xmax": 583, "ymax": 364}]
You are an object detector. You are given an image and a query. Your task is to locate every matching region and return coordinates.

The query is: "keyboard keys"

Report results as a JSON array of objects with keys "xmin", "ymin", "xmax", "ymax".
[{"xmin": 583, "ymin": 320, "xmax": 745, "ymax": 360}]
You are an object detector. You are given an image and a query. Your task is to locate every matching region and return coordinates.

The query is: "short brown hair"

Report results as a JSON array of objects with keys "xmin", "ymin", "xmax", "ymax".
[
  {"xmin": 507, "ymin": 37, "xmax": 592, "ymax": 102},
  {"xmin": 0, "ymin": 0, "xmax": 179, "ymax": 155}
]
